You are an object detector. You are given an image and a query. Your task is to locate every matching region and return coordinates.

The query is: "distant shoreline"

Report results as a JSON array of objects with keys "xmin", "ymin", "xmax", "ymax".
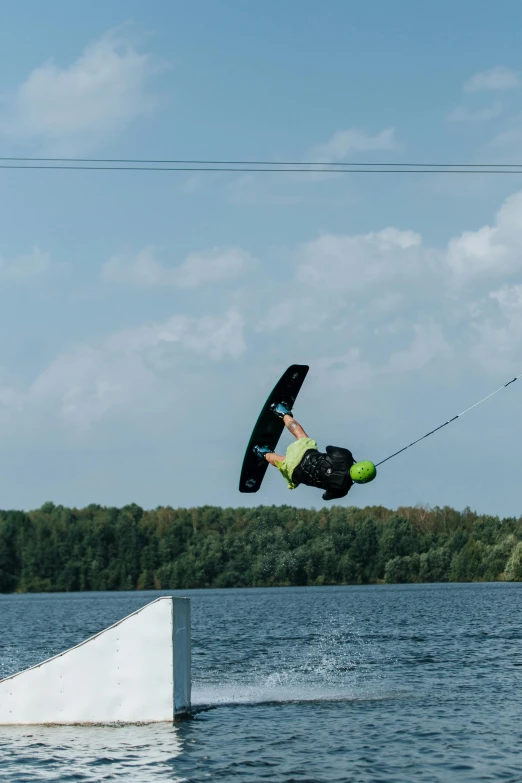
[{"xmin": 1, "ymin": 502, "xmax": 520, "ymax": 593}]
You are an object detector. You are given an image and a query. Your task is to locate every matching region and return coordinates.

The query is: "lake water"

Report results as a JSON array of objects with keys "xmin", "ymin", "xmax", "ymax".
[{"xmin": 1, "ymin": 583, "xmax": 522, "ymax": 782}]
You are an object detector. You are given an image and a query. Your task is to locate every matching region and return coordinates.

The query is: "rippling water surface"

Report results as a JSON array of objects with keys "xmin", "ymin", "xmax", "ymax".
[{"xmin": 1, "ymin": 583, "xmax": 522, "ymax": 782}]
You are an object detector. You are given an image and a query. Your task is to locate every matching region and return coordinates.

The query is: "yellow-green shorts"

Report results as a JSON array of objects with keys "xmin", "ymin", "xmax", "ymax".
[{"xmin": 274, "ymin": 437, "xmax": 318, "ymax": 489}]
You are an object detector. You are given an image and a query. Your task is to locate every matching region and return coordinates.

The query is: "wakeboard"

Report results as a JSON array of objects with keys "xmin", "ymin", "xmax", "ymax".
[{"xmin": 239, "ymin": 364, "xmax": 309, "ymax": 493}]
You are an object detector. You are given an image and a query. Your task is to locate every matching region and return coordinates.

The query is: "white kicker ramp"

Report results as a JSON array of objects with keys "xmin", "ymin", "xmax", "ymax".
[{"xmin": 0, "ymin": 596, "xmax": 191, "ymax": 724}]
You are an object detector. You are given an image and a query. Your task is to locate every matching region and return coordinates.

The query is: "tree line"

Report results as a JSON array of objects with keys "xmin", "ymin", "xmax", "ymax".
[{"xmin": 1, "ymin": 502, "xmax": 522, "ymax": 593}]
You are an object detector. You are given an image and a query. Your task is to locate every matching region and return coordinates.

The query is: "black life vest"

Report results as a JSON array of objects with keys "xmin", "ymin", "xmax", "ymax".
[{"xmin": 292, "ymin": 445, "xmax": 355, "ymax": 501}]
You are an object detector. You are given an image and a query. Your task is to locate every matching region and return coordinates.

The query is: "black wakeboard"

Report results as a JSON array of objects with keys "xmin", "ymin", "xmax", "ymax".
[{"xmin": 239, "ymin": 364, "xmax": 309, "ymax": 493}]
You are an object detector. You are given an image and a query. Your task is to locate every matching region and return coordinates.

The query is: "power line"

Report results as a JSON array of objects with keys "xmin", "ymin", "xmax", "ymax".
[
  {"xmin": 2, "ymin": 163, "xmax": 522, "ymax": 174},
  {"xmin": 376, "ymin": 374, "xmax": 521, "ymax": 467},
  {"xmin": 1, "ymin": 156, "xmax": 522, "ymax": 168}
]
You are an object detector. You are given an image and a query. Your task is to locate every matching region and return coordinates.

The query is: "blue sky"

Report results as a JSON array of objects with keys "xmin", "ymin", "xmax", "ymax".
[{"xmin": 0, "ymin": 0, "xmax": 521, "ymax": 515}]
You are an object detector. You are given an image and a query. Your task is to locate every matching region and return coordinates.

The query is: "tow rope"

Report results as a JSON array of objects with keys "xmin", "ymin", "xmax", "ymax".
[{"xmin": 375, "ymin": 373, "xmax": 521, "ymax": 467}]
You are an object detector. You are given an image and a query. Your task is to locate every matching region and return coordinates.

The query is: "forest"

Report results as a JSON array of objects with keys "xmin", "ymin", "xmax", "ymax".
[{"xmin": 1, "ymin": 502, "xmax": 522, "ymax": 593}]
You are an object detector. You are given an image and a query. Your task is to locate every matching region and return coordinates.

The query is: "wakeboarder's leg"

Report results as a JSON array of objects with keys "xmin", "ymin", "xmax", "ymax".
[
  {"xmin": 265, "ymin": 452, "xmax": 285, "ymax": 465},
  {"xmin": 253, "ymin": 445, "xmax": 285, "ymax": 463},
  {"xmin": 283, "ymin": 414, "xmax": 308, "ymax": 440},
  {"xmin": 271, "ymin": 402, "xmax": 309, "ymax": 440}
]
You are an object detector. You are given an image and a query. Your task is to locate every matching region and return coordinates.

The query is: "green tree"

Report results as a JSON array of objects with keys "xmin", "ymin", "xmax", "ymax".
[{"xmin": 505, "ymin": 542, "xmax": 522, "ymax": 581}]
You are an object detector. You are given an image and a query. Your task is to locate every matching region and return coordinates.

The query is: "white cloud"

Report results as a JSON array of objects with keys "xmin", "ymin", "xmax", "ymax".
[
  {"xmin": 257, "ymin": 298, "xmax": 306, "ymax": 333},
  {"xmin": 1, "ymin": 29, "xmax": 159, "ymax": 154},
  {"xmin": 490, "ymin": 283, "xmax": 522, "ymax": 310},
  {"xmin": 309, "ymin": 323, "xmax": 451, "ymax": 393},
  {"xmin": 312, "ymin": 348, "xmax": 375, "ymax": 390},
  {"xmin": 446, "ymin": 190, "xmax": 522, "ymax": 284},
  {"xmin": 251, "ymin": 188, "xmax": 522, "ymax": 391},
  {"xmin": 251, "ymin": 228, "xmax": 451, "ymax": 396},
  {"xmin": 446, "ymin": 225, "xmax": 507, "ymax": 280},
  {"xmin": 176, "ymin": 247, "xmax": 255, "ymax": 288},
  {"xmin": 0, "ymin": 308, "xmax": 245, "ymax": 430},
  {"xmin": 295, "ymin": 227, "xmax": 424, "ymax": 292},
  {"xmin": 7, "ymin": 188, "xmax": 522, "ymax": 435},
  {"xmin": 464, "ymin": 66, "xmax": 520, "ymax": 93},
  {"xmin": 471, "ymin": 284, "xmax": 522, "ymax": 372},
  {"xmin": 30, "ymin": 346, "xmax": 155, "ymax": 429},
  {"xmin": 387, "ymin": 322, "xmax": 452, "ymax": 374},
  {"xmin": 102, "ymin": 246, "xmax": 254, "ymax": 288},
  {"xmin": 105, "ymin": 308, "xmax": 245, "ymax": 361},
  {"xmin": 0, "ymin": 247, "xmax": 53, "ymax": 282},
  {"xmin": 221, "ymin": 128, "xmax": 399, "ymax": 197},
  {"xmin": 447, "ymin": 103, "xmax": 502, "ymax": 123},
  {"xmin": 101, "ymin": 247, "xmax": 166, "ymax": 286},
  {"xmin": 256, "ymin": 296, "xmax": 329, "ymax": 334},
  {"xmin": 308, "ymin": 128, "xmax": 399, "ymax": 162}
]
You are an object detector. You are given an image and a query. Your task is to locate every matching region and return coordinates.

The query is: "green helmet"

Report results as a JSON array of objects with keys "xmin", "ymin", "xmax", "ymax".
[{"xmin": 350, "ymin": 461, "xmax": 377, "ymax": 484}]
